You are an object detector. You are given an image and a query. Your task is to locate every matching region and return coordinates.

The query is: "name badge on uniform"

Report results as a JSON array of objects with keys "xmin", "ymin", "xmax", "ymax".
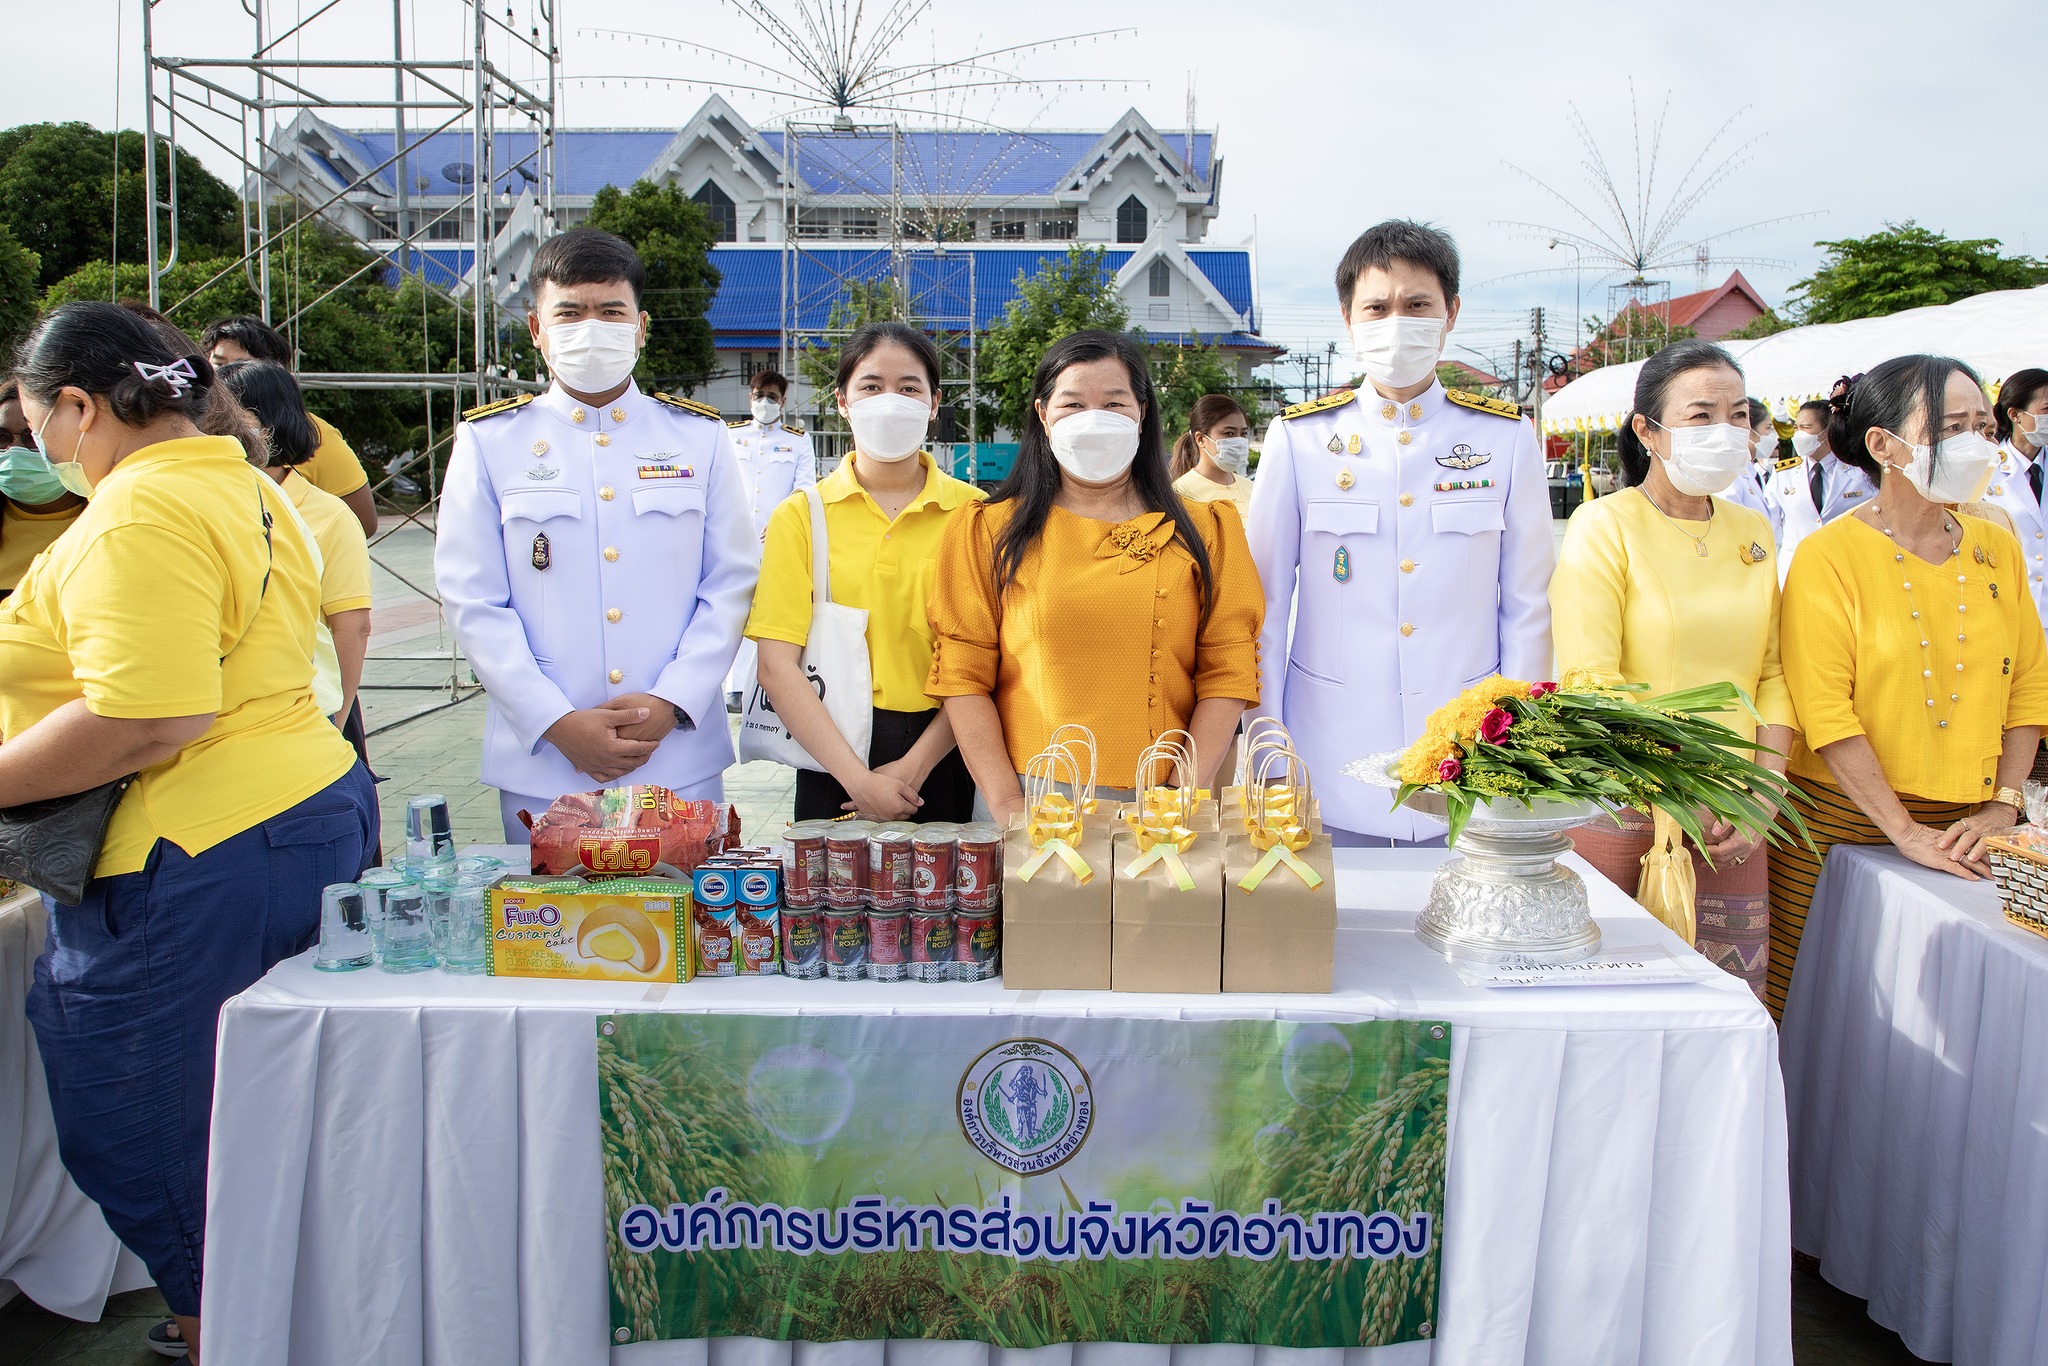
[
  {"xmin": 531, "ymin": 532, "xmax": 550, "ymax": 571},
  {"xmin": 637, "ymin": 464, "xmax": 696, "ymax": 480},
  {"xmin": 1333, "ymin": 546, "xmax": 1351, "ymax": 583}
]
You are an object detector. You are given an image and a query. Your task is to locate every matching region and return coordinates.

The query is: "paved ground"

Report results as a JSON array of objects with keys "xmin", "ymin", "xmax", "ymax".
[{"xmin": 3, "ymin": 513, "xmax": 1933, "ymax": 1363}]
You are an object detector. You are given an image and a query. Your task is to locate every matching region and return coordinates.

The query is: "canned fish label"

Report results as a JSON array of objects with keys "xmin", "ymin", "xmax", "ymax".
[
  {"xmin": 781, "ymin": 911, "xmax": 824, "ymax": 979},
  {"xmin": 954, "ymin": 911, "xmax": 999, "ymax": 981},
  {"xmin": 908, "ymin": 911, "xmax": 954, "ymax": 982},
  {"xmin": 822, "ymin": 909, "xmax": 868, "ymax": 979}
]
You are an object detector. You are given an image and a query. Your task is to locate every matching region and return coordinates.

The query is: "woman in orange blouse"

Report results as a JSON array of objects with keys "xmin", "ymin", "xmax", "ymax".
[{"xmin": 927, "ymin": 331, "xmax": 1264, "ymax": 822}]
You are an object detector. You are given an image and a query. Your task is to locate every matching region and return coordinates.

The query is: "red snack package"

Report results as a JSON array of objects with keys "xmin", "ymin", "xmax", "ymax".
[{"xmin": 527, "ymin": 786, "xmax": 737, "ymax": 876}]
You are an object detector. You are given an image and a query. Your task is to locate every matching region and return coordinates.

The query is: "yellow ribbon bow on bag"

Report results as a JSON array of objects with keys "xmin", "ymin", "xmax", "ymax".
[
  {"xmin": 1122, "ymin": 802, "xmax": 1198, "ymax": 891},
  {"xmin": 1019, "ymin": 791, "xmax": 1093, "ymax": 883},
  {"xmin": 1635, "ymin": 808, "xmax": 1697, "ymax": 945},
  {"xmin": 1239, "ymin": 816, "xmax": 1325, "ymax": 892}
]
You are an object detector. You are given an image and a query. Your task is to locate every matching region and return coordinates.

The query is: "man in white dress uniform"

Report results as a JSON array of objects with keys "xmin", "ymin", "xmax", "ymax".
[
  {"xmin": 436, "ymin": 229, "xmax": 759, "ymax": 838},
  {"xmin": 1246, "ymin": 220, "xmax": 1553, "ymax": 844},
  {"xmin": 1984, "ymin": 368, "xmax": 2048, "ymax": 627},
  {"xmin": 1766, "ymin": 397, "xmax": 1874, "ymax": 585},
  {"xmin": 723, "ymin": 368, "xmax": 816, "ymax": 708},
  {"xmin": 1726, "ymin": 398, "xmax": 1782, "ymax": 532}
]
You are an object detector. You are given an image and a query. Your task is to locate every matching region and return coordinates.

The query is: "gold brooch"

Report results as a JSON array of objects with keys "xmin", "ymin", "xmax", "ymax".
[{"xmin": 1740, "ymin": 541, "xmax": 1767, "ymax": 565}]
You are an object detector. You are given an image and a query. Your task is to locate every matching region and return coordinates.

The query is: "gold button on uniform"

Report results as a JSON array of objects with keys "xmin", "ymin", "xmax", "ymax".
[
  {"xmin": 606, "ymin": 608, "xmax": 622, "ymax": 623},
  {"xmin": 610, "ymin": 406, "xmax": 627, "ymax": 422},
  {"xmin": 571, "ymin": 407, "xmax": 587, "ymax": 424},
  {"xmin": 1400, "ymin": 559, "xmax": 1415, "ymax": 573},
  {"xmin": 1399, "ymin": 492, "xmax": 1414, "ymax": 507},
  {"xmin": 603, "ymin": 547, "xmax": 620, "ymax": 562},
  {"xmin": 1381, "ymin": 402, "xmax": 1397, "ymax": 420},
  {"xmin": 1408, "ymin": 402, "xmax": 1423, "ymax": 420},
  {"xmin": 595, "ymin": 433, "xmax": 611, "ymax": 447},
  {"xmin": 608, "ymin": 669, "xmax": 623, "ymax": 684},
  {"xmin": 1400, "ymin": 623, "xmax": 1416, "ymax": 637},
  {"xmin": 599, "ymin": 486, "xmax": 615, "ymax": 500},
  {"xmin": 1397, "ymin": 431, "xmax": 1412, "ymax": 445}
]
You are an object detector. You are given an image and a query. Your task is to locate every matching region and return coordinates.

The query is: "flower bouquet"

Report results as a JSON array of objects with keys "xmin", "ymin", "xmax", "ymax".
[{"xmin": 1386, "ymin": 674, "xmax": 1809, "ymax": 851}]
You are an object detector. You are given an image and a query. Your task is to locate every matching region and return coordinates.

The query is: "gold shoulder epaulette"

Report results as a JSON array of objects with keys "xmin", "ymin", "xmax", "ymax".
[
  {"xmin": 1774, "ymin": 455, "xmax": 1802, "ymax": 472},
  {"xmin": 726, "ymin": 417, "xmax": 750, "ymax": 429},
  {"xmin": 652, "ymin": 391, "xmax": 723, "ymax": 421},
  {"xmin": 1445, "ymin": 389, "xmax": 1522, "ymax": 420},
  {"xmin": 462, "ymin": 393, "xmax": 534, "ymax": 423},
  {"xmin": 1281, "ymin": 390, "xmax": 1356, "ymax": 421},
  {"xmin": 781, "ymin": 422, "xmax": 806, "ymax": 436}
]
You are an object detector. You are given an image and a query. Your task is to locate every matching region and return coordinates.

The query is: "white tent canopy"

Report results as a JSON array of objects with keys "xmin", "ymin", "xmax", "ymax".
[{"xmin": 1541, "ymin": 284, "xmax": 2048, "ymax": 434}]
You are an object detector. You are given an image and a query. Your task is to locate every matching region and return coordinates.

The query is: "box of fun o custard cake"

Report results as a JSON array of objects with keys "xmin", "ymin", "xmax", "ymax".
[{"xmin": 487, "ymin": 878, "xmax": 696, "ymax": 982}]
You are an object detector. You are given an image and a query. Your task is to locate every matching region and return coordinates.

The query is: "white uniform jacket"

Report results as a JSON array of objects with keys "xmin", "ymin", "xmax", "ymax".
[
  {"xmin": 728, "ymin": 418, "xmax": 818, "ymax": 531},
  {"xmin": 1726, "ymin": 458, "xmax": 1781, "ymax": 539},
  {"xmin": 436, "ymin": 381, "xmax": 760, "ymax": 799},
  {"xmin": 1246, "ymin": 382, "xmax": 1555, "ymax": 839},
  {"xmin": 1765, "ymin": 451, "xmax": 1874, "ymax": 585},
  {"xmin": 1982, "ymin": 441, "xmax": 2048, "ymax": 627}
]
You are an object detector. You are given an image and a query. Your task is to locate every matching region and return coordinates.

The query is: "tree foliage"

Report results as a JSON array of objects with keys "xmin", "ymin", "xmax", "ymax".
[
  {"xmin": 1571, "ymin": 312, "xmax": 1695, "ymax": 372},
  {"xmin": 585, "ymin": 180, "xmax": 721, "ymax": 394},
  {"xmin": 0, "ymin": 223, "xmax": 42, "ymax": 361},
  {"xmin": 1149, "ymin": 337, "xmax": 1261, "ymax": 442},
  {"xmin": 1787, "ymin": 222, "xmax": 2048, "ymax": 325},
  {"xmin": 794, "ymin": 277, "xmax": 908, "ymax": 405},
  {"xmin": 975, "ymin": 246, "xmax": 1130, "ymax": 438},
  {"xmin": 0, "ymin": 123, "xmax": 241, "ymax": 288}
]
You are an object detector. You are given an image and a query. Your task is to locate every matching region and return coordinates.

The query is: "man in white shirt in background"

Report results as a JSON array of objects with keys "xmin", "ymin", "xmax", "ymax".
[{"xmin": 724, "ymin": 368, "xmax": 818, "ymax": 709}]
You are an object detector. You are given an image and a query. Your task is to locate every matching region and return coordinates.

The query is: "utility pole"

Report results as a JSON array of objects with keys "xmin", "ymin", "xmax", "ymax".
[{"xmin": 1529, "ymin": 306, "xmax": 1547, "ymax": 431}]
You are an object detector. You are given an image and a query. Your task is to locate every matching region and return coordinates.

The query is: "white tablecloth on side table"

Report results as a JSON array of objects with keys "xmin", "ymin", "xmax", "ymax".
[
  {"xmin": 1781, "ymin": 845, "xmax": 2048, "ymax": 1366},
  {"xmin": 202, "ymin": 849, "xmax": 1792, "ymax": 1366},
  {"xmin": 0, "ymin": 889, "xmax": 151, "ymax": 1317}
]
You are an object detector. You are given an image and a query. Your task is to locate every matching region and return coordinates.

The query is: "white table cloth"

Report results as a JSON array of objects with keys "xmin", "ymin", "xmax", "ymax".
[
  {"xmin": 0, "ymin": 888, "xmax": 151, "ymax": 1317},
  {"xmin": 202, "ymin": 849, "xmax": 1791, "ymax": 1366},
  {"xmin": 1781, "ymin": 845, "xmax": 2048, "ymax": 1366}
]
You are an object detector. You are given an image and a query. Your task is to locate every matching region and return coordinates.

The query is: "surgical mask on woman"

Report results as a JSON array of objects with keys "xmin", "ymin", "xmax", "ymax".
[
  {"xmin": 1206, "ymin": 435, "xmax": 1251, "ymax": 476},
  {"xmin": 1884, "ymin": 428, "xmax": 1999, "ymax": 504},
  {"xmin": 1791, "ymin": 430, "xmax": 1824, "ymax": 460},
  {"xmin": 844, "ymin": 393, "xmax": 930, "ymax": 462},
  {"xmin": 1048, "ymin": 410, "xmax": 1141, "ymax": 482},
  {"xmin": 1350, "ymin": 316, "xmax": 1446, "ymax": 390},
  {"xmin": 543, "ymin": 319, "xmax": 641, "ymax": 393},
  {"xmin": 0, "ymin": 443, "xmax": 74, "ymax": 504},
  {"xmin": 1651, "ymin": 420, "xmax": 1752, "ymax": 497}
]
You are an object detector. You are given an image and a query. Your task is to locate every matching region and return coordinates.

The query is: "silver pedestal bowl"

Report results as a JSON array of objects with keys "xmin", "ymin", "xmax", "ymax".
[{"xmin": 1344, "ymin": 755, "xmax": 1610, "ymax": 966}]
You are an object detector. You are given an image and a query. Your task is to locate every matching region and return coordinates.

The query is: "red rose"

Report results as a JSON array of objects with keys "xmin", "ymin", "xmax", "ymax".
[
  {"xmin": 1437, "ymin": 756, "xmax": 1463, "ymax": 782},
  {"xmin": 1479, "ymin": 707, "xmax": 1514, "ymax": 744},
  {"xmin": 1530, "ymin": 681, "xmax": 1558, "ymax": 698}
]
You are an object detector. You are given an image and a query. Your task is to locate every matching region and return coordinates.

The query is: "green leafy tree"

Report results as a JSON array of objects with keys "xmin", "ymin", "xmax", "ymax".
[
  {"xmin": 0, "ymin": 222, "xmax": 42, "ymax": 360},
  {"xmin": 1572, "ymin": 311, "xmax": 1695, "ymax": 371},
  {"xmin": 1149, "ymin": 336, "xmax": 1261, "ymax": 442},
  {"xmin": 795, "ymin": 277, "xmax": 909, "ymax": 405},
  {"xmin": 976, "ymin": 246, "xmax": 1130, "ymax": 438},
  {"xmin": 585, "ymin": 180, "xmax": 721, "ymax": 394},
  {"xmin": 1787, "ymin": 222, "xmax": 2048, "ymax": 325},
  {"xmin": 0, "ymin": 122, "xmax": 240, "ymax": 289}
]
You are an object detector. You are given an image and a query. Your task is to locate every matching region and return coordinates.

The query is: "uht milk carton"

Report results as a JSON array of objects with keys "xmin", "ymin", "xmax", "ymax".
[{"xmin": 487, "ymin": 877, "xmax": 695, "ymax": 982}]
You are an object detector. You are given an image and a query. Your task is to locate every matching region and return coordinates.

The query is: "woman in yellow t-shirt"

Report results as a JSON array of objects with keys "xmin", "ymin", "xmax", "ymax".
[
  {"xmin": 0, "ymin": 378, "xmax": 87, "ymax": 597},
  {"xmin": 745, "ymin": 322, "xmax": 983, "ymax": 822},
  {"xmin": 0, "ymin": 303, "xmax": 372, "ymax": 1356},
  {"xmin": 1773, "ymin": 356, "xmax": 2048, "ymax": 1016},
  {"xmin": 1552, "ymin": 339, "xmax": 1794, "ymax": 1002},
  {"xmin": 927, "ymin": 331, "xmax": 1264, "ymax": 822},
  {"xmin": 1170, "ymin": 393, "xmax": 1254, "ymax": 512}
]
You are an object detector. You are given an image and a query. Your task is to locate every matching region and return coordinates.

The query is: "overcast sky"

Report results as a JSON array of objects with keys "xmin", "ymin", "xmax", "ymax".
[{"xmin": 10, "ymin": 0, "xmax": 2038, "ymax": 384}]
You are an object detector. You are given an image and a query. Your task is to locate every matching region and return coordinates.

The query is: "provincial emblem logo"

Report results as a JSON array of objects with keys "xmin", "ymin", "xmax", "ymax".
[{"xmin": 958, "ymin": 1038, "xmax": 1093, "ymax": 1174}]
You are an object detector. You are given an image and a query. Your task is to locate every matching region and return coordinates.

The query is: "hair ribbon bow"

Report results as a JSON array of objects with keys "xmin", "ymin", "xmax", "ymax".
[{"xmin": 133, "ymin": 358, "xmax": 197, "ymax": 395}]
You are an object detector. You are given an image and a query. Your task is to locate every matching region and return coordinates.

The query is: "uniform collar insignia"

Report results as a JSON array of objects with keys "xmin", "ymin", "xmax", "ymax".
[{"xmin": 1435, "ymin": 443, "xmax": 1491, "ymax": 470}]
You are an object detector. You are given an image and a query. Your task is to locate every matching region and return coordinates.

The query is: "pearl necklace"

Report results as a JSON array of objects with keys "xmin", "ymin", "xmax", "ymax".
[{"xmin": 1882, "ymin": 512, "xmax": 1966, "ymax": 729}]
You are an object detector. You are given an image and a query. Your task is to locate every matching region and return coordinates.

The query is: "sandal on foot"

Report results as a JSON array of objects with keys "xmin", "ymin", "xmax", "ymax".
[{"xmin": 147, "ymin": 1317, "xmax": 190, "ymax": 1359}]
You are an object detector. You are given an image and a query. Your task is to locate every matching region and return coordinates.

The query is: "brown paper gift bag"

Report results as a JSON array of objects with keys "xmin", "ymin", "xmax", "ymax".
[
  {"xmin": 1001, "ymin": 735, "xmax": 1113, "ymax": 990},
  {"xmin": 1222, "ymin": 745, "xmax": 1336, "ymax": 993},
  {"xmin": 1111, "ymin": 737, "xmax": 1224, "ymax": 994}
]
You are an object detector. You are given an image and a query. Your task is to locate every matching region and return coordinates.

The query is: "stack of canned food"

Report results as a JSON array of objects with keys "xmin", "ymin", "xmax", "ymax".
[{"xmin": 691, "ymin": 820, "xmax": 1004, "ymax": 983}]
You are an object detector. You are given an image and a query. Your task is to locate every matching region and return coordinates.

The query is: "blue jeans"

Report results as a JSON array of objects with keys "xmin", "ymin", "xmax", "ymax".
[{"xmin": 27, "ymin": 762, "xmax": 375, "ymax": 1316}]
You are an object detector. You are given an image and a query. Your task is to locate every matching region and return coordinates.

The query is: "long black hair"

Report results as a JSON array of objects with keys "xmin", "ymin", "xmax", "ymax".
[
  {"xmin": 1994, "ymin": 367, "xmax": 2048, "ymax": 445},
  {"xmin": 1614, "ymin": 337, "xmax": 1744, "ymax": 488},
  {"xmin": 1826, "ymin": 354, "xmax": 1984, "ymax": 482},
  {"xmin": 217, "ymin": 361, "xmax": 320, "ymax": 467},
  {"xmin": 991, "ymin": 329, "xmax": 1215, "ymax": 620},
  {"xmin": 13, "ymin": 300, "xmax": 219, "ymax": 426}
]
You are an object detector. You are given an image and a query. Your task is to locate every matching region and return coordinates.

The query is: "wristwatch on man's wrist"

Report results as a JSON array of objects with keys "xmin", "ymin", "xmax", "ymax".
[
  {"xmin": 672, "ymin": 704, "xmax": 693, "ymax": 733},
  {"xmin": 1992, "ymin": 786, "xmax": 2027, "ymax": 818}
]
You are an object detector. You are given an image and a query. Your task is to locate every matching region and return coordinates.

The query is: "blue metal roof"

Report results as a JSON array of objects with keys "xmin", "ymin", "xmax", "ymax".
[
  {"xmin": 331, "ymin": 129, "xmax": 676, "ymax": 198},
  {"xmin": 756, "ymin": 130, "xmax": 1212, "ymax": 197}
]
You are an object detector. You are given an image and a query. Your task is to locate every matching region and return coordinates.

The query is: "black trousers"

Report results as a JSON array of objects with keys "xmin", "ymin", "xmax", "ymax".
[{"xmin": 795, "ymin": 706, "xmax": 975, "ymax": 823}]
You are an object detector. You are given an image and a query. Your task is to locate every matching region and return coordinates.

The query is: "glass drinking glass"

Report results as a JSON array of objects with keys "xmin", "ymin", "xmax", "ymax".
[
  {"xmin": 314, "ymin": 883, "xmax": 374, "ymax": 971},
  {"xmin": 2024, "ymin": 779, "xmax": 2048, "ymax": 829},
  {"xmin": 377, "ymin": 880, "xmax": 437, "ymax": 973},
  {"xmin": 355, "ymin": 867, "xmax": 408, "ymax": 964},
  {"xmin": 437, "ymin": 873, "xmax": 492, "ymax": 974}
]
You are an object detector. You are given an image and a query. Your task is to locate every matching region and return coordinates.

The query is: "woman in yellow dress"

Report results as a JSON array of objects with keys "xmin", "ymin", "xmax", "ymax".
[
  {"xmin": 1772, "ymin": 356, "xmax": 2048, "ymax": 1016},
  {"xmin": 1170, "ymin": 393, "xmax": 1254, "ymax": 512},
  {"xmin": 1553, "ymin": 339, "xmax": 1794, "ymax": 1000}
]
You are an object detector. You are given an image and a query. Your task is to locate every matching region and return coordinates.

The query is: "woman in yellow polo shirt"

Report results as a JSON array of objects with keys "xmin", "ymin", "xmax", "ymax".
[
  {"xmin": 746, "ymin": 322, "xmax": 983, "ymax": 822},
  {"xmin": 927, "ymin": 330, "xmax": 1264, "ymax": 822},
  {"xmin": 1773, "ymin": 355, "xmax": 2048, "ymax": 1016},
  {"xmin": 0, "ymin": 378, "xmax": 87, "ymax": 597},
  {"xmin": 0, "ymin": 303, "xmax": 372, "ymax": 1357},
  {"xmin": 1552, "ymin": 339, "xmax": 1794, "ymax": 1002}
]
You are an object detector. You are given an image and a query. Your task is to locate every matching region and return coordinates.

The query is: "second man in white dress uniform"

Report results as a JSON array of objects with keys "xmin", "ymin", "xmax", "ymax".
[
  {"xmin": 1766, "ymin": 397, "xmax": 1874, "ymax": 584},
  {"xmin": 724, "ymin": 368, "xmax": 817, "ymax": 706},
  {"xmin": 1984, "ymin": 368, "xmax": 2048, "ymax": 628}
]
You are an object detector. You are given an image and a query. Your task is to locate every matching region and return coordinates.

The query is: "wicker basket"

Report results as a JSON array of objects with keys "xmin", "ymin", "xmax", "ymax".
[{"xmin": 1983, "ymin": 830, "xmax": 2048, "ymax": 941}]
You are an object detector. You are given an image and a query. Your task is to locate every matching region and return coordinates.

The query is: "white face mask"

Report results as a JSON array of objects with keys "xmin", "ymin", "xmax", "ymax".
[
  {"xmin": 1350, "ymin": 315, "xmax": 1446, "ymax": 390},
  {"xmin": 543, "ymin": 318, "xmax": 640, "ymax": 394},
  {"xmin": 1048, "ymin": 409, "xmax": 1142, "ymax": 482},
  {"xmin": 2022, "ymin": 411, "xmax": 2048, "ymax": 453},
  {"xmin": 1885, "ymin": 429, "xmax": 1999, "ymax": 504},
  {"xmin": 750, "ymin": 396, "xmax": 783, "ymax": 425},
  {"xmin": 1791, "ymin": 430, "xmax": 1824, "ymax": 460},
  {"xmin": 1651, "ymin": 420, "xmax": 1751, "ymax": 497},
  {"xmin": 844, "ymin": 392, "xmax": 930, "ymax": 462},
  {"xmin": 1207, "ymin": 435, "xmax": 1250, "ymax": 476}
]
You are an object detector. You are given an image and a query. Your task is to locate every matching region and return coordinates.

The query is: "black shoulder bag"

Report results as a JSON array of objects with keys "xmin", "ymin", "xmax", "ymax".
[{"xmin": 0, "ymin": 489, "xmax": 275, "ymax": 905}]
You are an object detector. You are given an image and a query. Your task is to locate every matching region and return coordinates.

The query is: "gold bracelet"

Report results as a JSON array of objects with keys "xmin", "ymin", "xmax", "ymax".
[{"xmin": 1992, "ymin": 786, "xmax": 2027, "ymax": 816}]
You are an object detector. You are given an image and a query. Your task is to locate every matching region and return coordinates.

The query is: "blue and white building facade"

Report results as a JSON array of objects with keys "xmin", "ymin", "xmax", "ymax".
[{"xmin": 264, "ymin": 97, "xmax": 1274, "ymax": 417}]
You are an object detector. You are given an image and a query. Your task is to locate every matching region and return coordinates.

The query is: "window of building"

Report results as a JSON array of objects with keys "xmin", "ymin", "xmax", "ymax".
[
  {"xmin": 693, "ymin": 180, "xmax": 737, "ymax": 242},
  {"xmin": 426, "ymin": 213, "xmax": 469, "ymax": 241},
  {"xmin": 1116, "ymin": 195, "xmax": 1149, "ymax": 243},
  {"xmin": 1148, "ymin": 258, "xmax": 1171, "ymax": 297},
  {"xmin": 1039, "ymin": 218, "xmax": 1076, "ymax": 240},
  {"xmin": 989, "ymin": 219, "xmax": 1026, "ymax": 240}
]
